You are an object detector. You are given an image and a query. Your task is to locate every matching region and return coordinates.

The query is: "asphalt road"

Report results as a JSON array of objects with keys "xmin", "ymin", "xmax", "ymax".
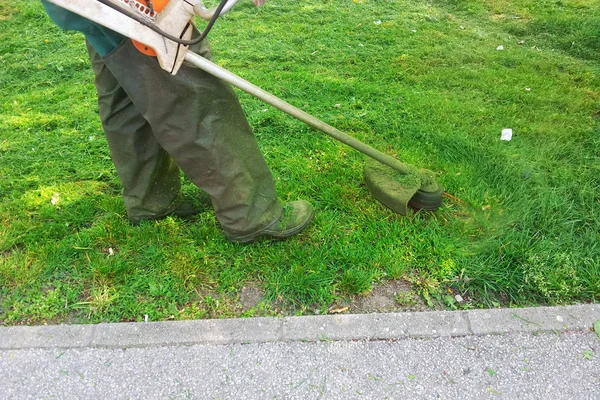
[
  {"xmin": 2, "ymin": 331, "xmax": 599, "ymax": 399},
  {"xmin": 2, "ymin": 305, "xmax": 599, "ymax": 399}
]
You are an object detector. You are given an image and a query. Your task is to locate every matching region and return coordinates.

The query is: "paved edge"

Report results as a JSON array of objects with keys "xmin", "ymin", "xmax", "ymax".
[{"xmin": 1, "ymin": 304, "xmax": 598, "ymax": 350}]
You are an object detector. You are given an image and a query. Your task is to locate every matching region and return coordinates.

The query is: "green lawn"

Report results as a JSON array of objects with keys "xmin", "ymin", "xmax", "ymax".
[{"xmin": 1, "ymin": 0, "xmax": 598, "ymax": 325}]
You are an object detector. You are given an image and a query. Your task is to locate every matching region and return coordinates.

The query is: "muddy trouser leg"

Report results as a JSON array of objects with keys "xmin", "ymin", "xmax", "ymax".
[
  {"xmin": 89, "ymin": 37, "xmax": 282, "ymax": 236},
  {"xmin": 87, "ymin": 41, "xmax": 182, "ymax": 220}
]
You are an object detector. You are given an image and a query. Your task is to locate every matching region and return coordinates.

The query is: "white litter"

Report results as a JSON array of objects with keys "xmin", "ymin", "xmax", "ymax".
[
  {"xmin": 144, "ymin": 314, "xmax": 149, "ymax": 322},
  {"xmin": 525, "ymin": 87, "xmax": 531, "ymax": 92},
  {"xmin": 108, "ymin": 247, "xmax": 114, "ymax": 256},
  {"xmin": 556, "ymin": 315, "xmax": 564, "ymax": 322},
  {"xmin": 51, "ymin": 193, "xmax": 60, "ymax": 205},
  {"xmin": 455, "ymin": 295, "xmax": 464, "ymax": 303},
  {"xmin": 374, "ymin": 20, "xmax": 382, "ymax": 25},
  {"xmin": 501, "ymin": 128, "xmax": 513, "ymax": 141},
  {"xmin": 496, "ymin": 45, "xmax": 504, "ymax": 51}
]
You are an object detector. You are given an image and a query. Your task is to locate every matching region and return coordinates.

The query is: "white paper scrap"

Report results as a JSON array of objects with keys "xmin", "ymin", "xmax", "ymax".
[{"xmin": 501, "ymin": 128, "xmax": 513, "ymax": 141}]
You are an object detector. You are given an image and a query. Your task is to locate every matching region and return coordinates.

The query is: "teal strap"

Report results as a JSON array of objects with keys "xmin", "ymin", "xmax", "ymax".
[{"xmin": 41, "ymin": 0, "xmax": 126, "ymax": 57}]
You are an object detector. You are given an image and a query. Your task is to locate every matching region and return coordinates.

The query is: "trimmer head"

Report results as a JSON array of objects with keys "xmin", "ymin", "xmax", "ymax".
[{"xmin": 363, "ymin": 159, "xmax": 443, "ymax": 215}]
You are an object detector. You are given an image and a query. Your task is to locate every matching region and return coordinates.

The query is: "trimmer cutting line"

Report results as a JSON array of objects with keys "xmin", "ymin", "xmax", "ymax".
[{"xmin": 48, "ymin": 0, "xmax": 443, "ymax": 215}]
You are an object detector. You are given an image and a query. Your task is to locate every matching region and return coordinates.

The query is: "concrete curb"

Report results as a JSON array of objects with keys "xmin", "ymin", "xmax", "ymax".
[{"xmin": 1, "ymin": 304, "xmax": 598, "ymax": 350}]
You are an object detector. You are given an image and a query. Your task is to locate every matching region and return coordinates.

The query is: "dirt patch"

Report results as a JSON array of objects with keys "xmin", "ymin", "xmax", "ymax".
[
  {"xmin": 346, "ymin": 280, "xmax": 429, "ymax": 314},
  {"xmin": 191, "ymin": 280, "xmax": 431, "ymax": 319},
  {"xmin": 239, "ymin": 282, "xmax": 265, "ymax": 312}
]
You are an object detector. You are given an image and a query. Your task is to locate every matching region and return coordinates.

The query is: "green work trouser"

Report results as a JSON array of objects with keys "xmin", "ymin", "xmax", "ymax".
[{"xmin": 86, "ymin": 37, "xmax": 282, "ymax": 236}]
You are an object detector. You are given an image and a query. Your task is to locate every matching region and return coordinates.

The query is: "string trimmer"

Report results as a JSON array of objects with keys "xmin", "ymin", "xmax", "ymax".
[{"xmin": 47, "ymin": 0, "xmax": 443, "ymax": 215}]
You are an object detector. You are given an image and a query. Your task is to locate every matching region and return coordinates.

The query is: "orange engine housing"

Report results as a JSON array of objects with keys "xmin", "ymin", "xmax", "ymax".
[{"xmin": 131, "ymin": 0, "xmax": 171, "ymax": 56}]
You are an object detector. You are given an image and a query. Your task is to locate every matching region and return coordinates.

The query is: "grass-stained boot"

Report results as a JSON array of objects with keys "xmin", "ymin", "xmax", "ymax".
[{"xmin": 225, "ymin": 200, "xmax": 314, "ymax": 244}]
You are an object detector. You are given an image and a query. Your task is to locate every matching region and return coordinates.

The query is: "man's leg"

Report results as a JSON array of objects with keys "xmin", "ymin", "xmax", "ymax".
[
  {"xmin": 97, "ymin": 38, "xmax": 288, "ymax": 237},
  {"xmin": 87, "ymin": 42, "xmax": 191, "ymax": 223}
]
